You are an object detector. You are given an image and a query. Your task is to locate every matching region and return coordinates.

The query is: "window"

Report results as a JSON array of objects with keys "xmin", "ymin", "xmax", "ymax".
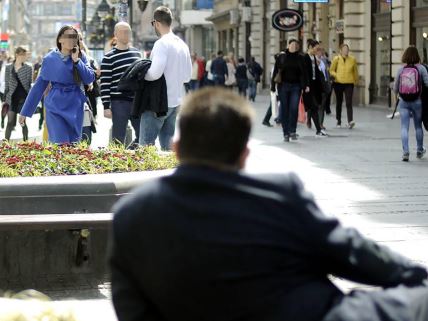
[
  {"xmin": 44, "ymin": 3, "xmax": 54, "ymax": 15},
  {"xmin": 416, "ymin": 0, "xmax": 428, "ymax": 7}
]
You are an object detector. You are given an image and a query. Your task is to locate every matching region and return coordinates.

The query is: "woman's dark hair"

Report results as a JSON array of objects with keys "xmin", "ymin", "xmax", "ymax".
[
  {"xmin": 402, "ymin": 46, "xmax": 421, "ymax": 65},
  {"xmin": 307, "ymin": 39, "xmax": 319, "ymax": 49},
  {"xmin": 14, "ymin": 46, "xmax": 27, "ymax": 65},
  {"xmin": 238, "ymin": 57, "xmax": 245, "ymax": 63},
  {"xmin": 56, "ymin": 25, "xmax": 78, "ymax": 51},
  {"xmin": 56, "ymin": 25, "xmax": 81, "ymax": 85}
]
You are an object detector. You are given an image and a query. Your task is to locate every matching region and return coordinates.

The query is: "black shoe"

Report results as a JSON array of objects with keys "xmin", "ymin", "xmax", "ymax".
[
  {"xmin": 402, "ymin": 153, "xmax": 409, "ymax": 162},
  {"xmin": 262, "ymin": 121, "xmax": 273, "ymax": 127},
  {"xmin": 284, "ymin": 135, "xmax": 290, "ymax": 142},
  {"xmin": 290, "ymin": 133, "xmax": 299, "ymax": 140}
]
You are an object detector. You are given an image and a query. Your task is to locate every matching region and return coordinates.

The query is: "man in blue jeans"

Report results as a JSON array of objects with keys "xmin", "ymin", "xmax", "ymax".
[
  {"xmin": 100, "ymin": 22, "xmax": 142, "ymax": 147},
  {"xmin": 271, "ymin": 39, "xmax": 309, "ymax": 142},
  {"xmin": 140, "ymin": 6, "xmax": 192, "ymax": 150}
]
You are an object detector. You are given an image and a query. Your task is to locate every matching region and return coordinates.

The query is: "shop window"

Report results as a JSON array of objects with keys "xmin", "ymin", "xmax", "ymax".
[{"xmin": 416, "ymin": 0, "xmax": 428, "ymax": 7}]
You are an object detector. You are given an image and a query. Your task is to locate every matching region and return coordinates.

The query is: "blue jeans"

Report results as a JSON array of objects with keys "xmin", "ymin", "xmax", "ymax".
[
  {"xmin": 189, "ymin": 80, "xmax": 199, "ymax": 91},
  {"xmin": 248, "ymin": 79, "xmax": 257, "ymax": 101},
  {"xmin": 139, "ymin": 107, "xmax": 178, "ymax": 151},
  {"xmin": 278, "ymin": 83, "xmax": 301, "ymax": 137},
  {"xmin": 399, "ymin": 99, "xmax": 424, "ymax": 154},
  {"xmin": 111, "ymin": 100, "xmax": 140, "ymax": 146}
]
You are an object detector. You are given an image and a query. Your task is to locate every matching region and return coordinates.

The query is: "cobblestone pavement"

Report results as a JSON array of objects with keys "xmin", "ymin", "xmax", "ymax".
[{"xmin": 2, "ymin": 93, "xmax": 428, "ymax": 319}]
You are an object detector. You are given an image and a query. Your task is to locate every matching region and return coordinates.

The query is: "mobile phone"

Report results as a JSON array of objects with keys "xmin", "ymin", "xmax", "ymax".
[{"xmin": 72, "ymin": 46, "xmax": 78, "ymax": 54}]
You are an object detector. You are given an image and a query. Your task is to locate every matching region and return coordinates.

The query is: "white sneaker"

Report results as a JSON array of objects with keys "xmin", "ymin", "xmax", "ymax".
[
  {"xmin": 316, "ymin": 130, "xmax": 328, "ymax": 138},
  {"xmin": 348, "ymin": 121, "xmax": 355, "ymax": 129}
]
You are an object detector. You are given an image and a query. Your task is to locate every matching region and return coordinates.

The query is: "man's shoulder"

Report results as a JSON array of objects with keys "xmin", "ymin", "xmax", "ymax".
[{"xmin": 112, "ymin": 179, "xmax": 164, "ymax": 227}]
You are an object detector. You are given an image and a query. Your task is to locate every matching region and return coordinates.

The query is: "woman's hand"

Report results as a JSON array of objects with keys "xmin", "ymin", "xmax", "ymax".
[
  {"xmin": 71, "ymin": 47, "xmax": 80, "ymax": 63},
  {"xmin": 18, "ymin": 115, "xmax": 26, "ymax": 126}
]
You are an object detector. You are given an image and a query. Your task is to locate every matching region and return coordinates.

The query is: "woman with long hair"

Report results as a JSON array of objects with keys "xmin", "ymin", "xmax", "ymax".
[
  {"xmin": 18, "ymin": 25, "xmax": 95, "ymax": 144},
  {"xmin": 394, "ymin": 46, "xmax": 428, "ymax": 161},
  {"xmin": 4, "ymin": 47, "xmax": 32, "ymax": 141}
]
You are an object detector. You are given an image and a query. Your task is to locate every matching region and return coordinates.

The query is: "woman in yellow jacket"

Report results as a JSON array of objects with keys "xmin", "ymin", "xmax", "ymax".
[{"xmin": 330, "ymin": 44, "xmax": 359, "ymax": 128}]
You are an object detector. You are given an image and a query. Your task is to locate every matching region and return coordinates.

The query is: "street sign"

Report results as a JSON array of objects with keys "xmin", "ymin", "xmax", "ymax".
[{"xmin": 272, "ymin": 9, "xmax": 303, "ymax": 32}]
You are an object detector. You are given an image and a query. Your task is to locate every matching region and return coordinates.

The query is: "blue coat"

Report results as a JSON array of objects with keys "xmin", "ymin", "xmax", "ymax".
[{"xmin": 21, "ymin": 49, "xmax": 95, "ymax": 144}]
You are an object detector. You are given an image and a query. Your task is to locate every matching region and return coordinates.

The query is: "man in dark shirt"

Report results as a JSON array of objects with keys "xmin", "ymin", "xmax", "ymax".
[
  {"xmin": 210, "ymin": 50, "xmax": 228, "ymax": 86},
  {"xmin": 271, "ymin": 39, "xmax": 309, "ymax": 142},
  {"xmin": 110, "ymin": 87, "xmax": 428, "ymax": 321}
]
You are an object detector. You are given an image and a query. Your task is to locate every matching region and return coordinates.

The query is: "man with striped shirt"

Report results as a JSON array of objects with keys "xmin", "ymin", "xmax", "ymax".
[{"xmin": 101, "ymin": 22, "xmax": 142, "ymax": 146}]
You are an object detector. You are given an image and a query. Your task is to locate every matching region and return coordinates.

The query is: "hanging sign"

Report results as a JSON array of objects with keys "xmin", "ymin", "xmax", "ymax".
[{"xmin": 272, "ymin": 9, "xmax": 304, "ymax": 32}]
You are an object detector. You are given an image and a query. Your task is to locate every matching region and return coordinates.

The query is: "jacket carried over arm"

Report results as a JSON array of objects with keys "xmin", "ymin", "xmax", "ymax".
[
  {"xmin": 118, "ymin": 59, "xmax": 168, "ymax": 117},
  {"xmin": 109, "ymin": 167, "xmax": 427, "ymax": 321}
]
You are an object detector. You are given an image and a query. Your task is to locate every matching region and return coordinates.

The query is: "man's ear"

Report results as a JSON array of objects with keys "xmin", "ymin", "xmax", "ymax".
[
  {"xmin": 238, "ymin": 145, "xmax": 250, "ymax": 170},
  {"xmin": 172, "ymin": 140, "xmax": 180, "ymax": 161}
]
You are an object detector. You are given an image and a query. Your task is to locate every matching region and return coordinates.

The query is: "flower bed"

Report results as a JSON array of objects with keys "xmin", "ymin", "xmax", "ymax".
[{"xmin": 0, "ymin": 141, "xmax": 178, "ymax": 177}]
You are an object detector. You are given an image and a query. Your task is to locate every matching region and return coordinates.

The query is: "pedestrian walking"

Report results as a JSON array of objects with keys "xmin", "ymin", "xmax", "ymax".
[
  {"xmin": 317, "ymin": 47, "xmax": 332, "ymax": 129},
  {"xmin": 0, "ymin": 52, "xmax": 8, "ymax": 129},
  {"xmin": 211, "ymin": 51, "xmax": 228, "ymax": 86},
  {"xmin": 78, "ymin": 33, "xmax": 98, "ymax": 144},
  {"xmin": 140, "ymin": 6, "xmax": 192, "ymax": 151},
  {"xmin": 235, "ymin": 57, "xmax": 248, "ymax": 97},
  {"xmin": 4, "ymin": 47, "xmax": 32, "ymax": 141},
  {"xmin": 19, "ymin": 26, "xmax": 95, "ymax": 144},
  {"xmin": 100, "ymin": 22, "xmax": 142, "ymax": 147},
  {"xmin": 330, "ymin": 44, "xmax": 359, "ymax": 128},
  {"xmin": 247, "ymin": 57, "xmax": 263, "ymax": 102},
  {"xmin": 262, "ymin": 65, "xmax": 278, "ymax": 127},
  {"xmin": 189, "ymin": 52, "xmax": 199, "ymax": 91},
  {"xmin": 393, "ymin": 46, "xmax": 428, "ymax": 161},
  {"xmin": 32, "ymin": 56, "xmax": 45, "ymax": 131},
  {"xmin": 204, "ymin": 53, "xmax": 216, "ymax": 86},
  {"xmin": 303, "ymin": 39, "xmax": 327, "ymax": 137},
  {"xmin": 224, "ymin": 57, "xmax": 236, "ymax": 89},
  {"xmin": 271, "ymin": 39, "xmax": 308, "ymax": 142},
  {"xmin": 197, "ymin": 56, "xmax": 206, "ymax": 88}
]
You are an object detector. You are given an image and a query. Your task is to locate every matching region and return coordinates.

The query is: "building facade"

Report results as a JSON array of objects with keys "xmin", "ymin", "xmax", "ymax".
[
  {"xmin": 29, "ymin": 0, "xmax": 100, "ymax": 57},
  {"xmin": 208, "ymin": 0, "xmax": 428, "ymax": 107},
  {"xmin": 0, "ymin": 0, "xmax": 31, "ymax": 54}
]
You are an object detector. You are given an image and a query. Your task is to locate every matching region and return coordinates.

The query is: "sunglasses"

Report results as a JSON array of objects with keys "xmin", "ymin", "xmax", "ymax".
[{"xmin": 151, "ymin": 20, "xmax": 157, "ymax": 27}]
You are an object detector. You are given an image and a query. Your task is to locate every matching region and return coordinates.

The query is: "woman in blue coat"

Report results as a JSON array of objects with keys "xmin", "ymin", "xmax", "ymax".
[{"xmin": 19, "ymin": 25, "xmax": 95, "ymax": 144}]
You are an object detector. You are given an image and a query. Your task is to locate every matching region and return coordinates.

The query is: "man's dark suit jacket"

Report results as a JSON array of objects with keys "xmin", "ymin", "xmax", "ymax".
[{"xmin": 110, "ymin": 165, "xmax": 427, "ymax": 321}]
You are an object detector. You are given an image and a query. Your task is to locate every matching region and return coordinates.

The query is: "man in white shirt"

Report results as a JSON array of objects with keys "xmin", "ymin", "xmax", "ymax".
[{"xmin": 141, "ymin": 6, "xmax": 192, "ymax": 151}]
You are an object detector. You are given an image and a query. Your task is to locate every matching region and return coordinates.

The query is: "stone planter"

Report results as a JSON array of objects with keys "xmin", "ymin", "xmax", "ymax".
[{"xmin": 0, "ymin": 170, "xmax": 172, "ymax": 290}]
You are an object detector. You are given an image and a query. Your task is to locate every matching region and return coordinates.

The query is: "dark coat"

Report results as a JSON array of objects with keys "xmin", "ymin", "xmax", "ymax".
[
  {"xmin": 109, "ymin": 165, "xmax": 427, "ymax": 321},
  {"xmin": 303, "ymin": 54, "xmax": 324, "ymax": 111},
  {"xmin": 118, "ymin": 59, "xmax": 168, "ymax": 117}
]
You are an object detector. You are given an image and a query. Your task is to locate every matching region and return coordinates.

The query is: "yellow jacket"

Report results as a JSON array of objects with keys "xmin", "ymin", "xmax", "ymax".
[{"xmin": 330, "ymin": 55, "xmax": 359, "ymax": 85}]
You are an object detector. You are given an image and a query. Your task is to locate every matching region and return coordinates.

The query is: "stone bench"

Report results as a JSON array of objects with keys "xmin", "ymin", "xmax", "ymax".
[{"xmin": 0, "ymin": 213, "xmax": 113, "ymax": 231}]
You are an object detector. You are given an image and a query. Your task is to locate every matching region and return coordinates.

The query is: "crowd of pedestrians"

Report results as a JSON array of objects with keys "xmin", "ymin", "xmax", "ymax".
[
  {"xmin": 268, "ymin": 38, "xmax": 357, "ymax": 141},
  {"xmin": 0, "ymin": 8, "xmax": 425, "ymax": 162}
]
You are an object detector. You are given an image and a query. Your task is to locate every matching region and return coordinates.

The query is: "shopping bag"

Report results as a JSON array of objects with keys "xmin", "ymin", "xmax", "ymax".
[{"xmin": 298, "ymin": 95, "xmax": 306, "ymax": 124}]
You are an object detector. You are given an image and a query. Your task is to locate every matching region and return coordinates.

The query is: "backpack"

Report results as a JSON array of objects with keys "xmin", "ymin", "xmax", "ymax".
[{"xmin": 399, "ymin": 65, "xmax": 421, "ymax": 101}]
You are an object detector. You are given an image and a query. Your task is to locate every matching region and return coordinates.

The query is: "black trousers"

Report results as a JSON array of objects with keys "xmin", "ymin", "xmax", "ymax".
[
  {"xmin": 263, "ymin": 103, "xmax": 272, "ymax": 123},
  {"xmin": 303, "ymin": 92, "xmax": 322, "ymax": 132},
  {"xmin": 323, "ymin": 285, "xmax": 428, "ymax": 321},
  {"xmin": 334, "ymin": 83, "xmax": 354, "ymax": 125}
]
